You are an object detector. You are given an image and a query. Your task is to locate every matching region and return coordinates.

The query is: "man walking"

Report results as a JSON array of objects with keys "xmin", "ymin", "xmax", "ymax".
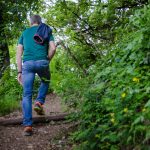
[{"xmin": 16, "ymin": 15, "xmax": 56, "ymax": 136}]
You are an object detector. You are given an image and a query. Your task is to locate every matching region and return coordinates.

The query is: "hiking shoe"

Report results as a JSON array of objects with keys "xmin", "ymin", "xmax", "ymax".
[
  {"xmin": 34, "ymin": 102, "xmax": 45, "ymax": 115},
  {"xmin": 23, "ymin": 126, "xmax": 32, "ymax": 136}
]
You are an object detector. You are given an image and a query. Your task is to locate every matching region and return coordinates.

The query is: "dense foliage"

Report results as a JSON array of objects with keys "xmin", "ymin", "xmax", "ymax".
[
  {"xmin": 44, "ymin": 0, "xmax": 150, "ymax": 149},
  {"xmin": 0, "ymin": 68, "xmax": 21, "ymax": 115},
  {"xmin": 0, "ymin": 0, "xmax": 149, "ymax": 149},
  {"xmin": 71, "ymin": 6, "xmax": 150, "ymax": 149}
]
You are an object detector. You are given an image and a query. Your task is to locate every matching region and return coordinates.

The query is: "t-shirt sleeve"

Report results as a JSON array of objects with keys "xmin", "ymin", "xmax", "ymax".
[
  {"xmin": 18, "ymin": 34, "xmax": 23, "ymax": 45},
  {"xmin": 49, "ymin": 34, "xmax": 54, "ymax": 42}
]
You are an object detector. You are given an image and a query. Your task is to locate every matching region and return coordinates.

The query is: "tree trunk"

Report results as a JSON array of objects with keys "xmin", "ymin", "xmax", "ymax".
[
  {"xmin": 0, "ymin": 14, "xmax": 10, "ymax": 78},
  {"xmin": 0, "ymin": 114, "xmax": 69, "ymax": 126},
  {"xmin": 0, "ymin": 43, "xmax": 10, "ymax": 78},
  {"xmin": 59, "ymin": 42, "xmax": 88, "ymax": 76}
]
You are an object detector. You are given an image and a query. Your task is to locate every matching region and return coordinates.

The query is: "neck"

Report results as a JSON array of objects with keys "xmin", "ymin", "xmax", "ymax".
[{"xmin": 32, "ymin": 23, "xmax": 39, "ymax": 26}]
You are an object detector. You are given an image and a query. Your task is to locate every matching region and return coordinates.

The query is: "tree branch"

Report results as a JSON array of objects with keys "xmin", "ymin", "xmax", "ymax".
[{"xmin": 57, "ymin": 40, "xmax": 88, "ymax": 76}]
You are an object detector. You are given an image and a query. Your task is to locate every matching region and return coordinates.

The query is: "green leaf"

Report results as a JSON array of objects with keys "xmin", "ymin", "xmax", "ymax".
[
  {"xmin": 132, "ymin": 116, "xmax": 144, "ymax": 125},
  {"xmin": 145, "ymin": 100, "xmax": 150, "ymax": 107}
]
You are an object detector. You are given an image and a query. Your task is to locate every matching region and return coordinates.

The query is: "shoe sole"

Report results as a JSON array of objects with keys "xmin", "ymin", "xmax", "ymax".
[{"xmin": 24, "ymin": 131, "xmax": 32, "ymax": 136}]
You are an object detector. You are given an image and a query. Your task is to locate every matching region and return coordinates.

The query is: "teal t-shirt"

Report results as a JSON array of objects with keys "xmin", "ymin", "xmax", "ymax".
[{"xmin": 18, "ymin": 26, "xmax": 54, "ymax": 62}]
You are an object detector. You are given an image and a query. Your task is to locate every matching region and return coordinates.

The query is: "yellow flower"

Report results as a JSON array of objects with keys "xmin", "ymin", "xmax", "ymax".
[
  {"xmin": 123, "ymin": 108, "xmax": 128, "ymax": 113},
  {"xmin": 121, "ymin": 93, "xmax": 126, "ymax": 98},
  {"xmin": 110, "ymin": 113, "xmax": 114, "ymax": 117},
  {"xmin": 142, "ymin": 108, "xmax": 146, "ymax": 112},
  {"xmin": 111, "ymin": 118, "xmax": 115, "ymax": 123},
  {"xmin": 132, "ymin": 77, "xmax": 140, "ymax": 83}
]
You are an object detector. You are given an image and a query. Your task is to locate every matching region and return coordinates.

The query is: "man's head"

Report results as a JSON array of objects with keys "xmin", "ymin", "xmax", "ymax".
[{"xmin": 30, "ymin": 15, "xmax": 42, "ymax": 25}]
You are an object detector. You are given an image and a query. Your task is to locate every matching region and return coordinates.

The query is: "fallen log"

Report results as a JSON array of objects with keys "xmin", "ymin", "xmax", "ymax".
[{"xmin": 0, "ymin": 113, "xmax": 69, "ymax": 126}]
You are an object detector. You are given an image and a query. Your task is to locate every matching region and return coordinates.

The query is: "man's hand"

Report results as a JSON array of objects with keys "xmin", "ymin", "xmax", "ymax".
[{"xmin": 17, "ymin": 73, "xmax": 23, "ymax": 85}]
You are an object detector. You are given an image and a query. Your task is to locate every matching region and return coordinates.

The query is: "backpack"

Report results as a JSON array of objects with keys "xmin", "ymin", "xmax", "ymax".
[{"xmin": 34, "ymin": 23, "xmax": 52, "ymax": 45}]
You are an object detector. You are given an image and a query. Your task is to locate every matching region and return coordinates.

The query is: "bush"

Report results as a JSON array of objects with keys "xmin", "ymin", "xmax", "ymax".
[
  {"xmin": 71, "ymin": 5, "xmax": 150, "ymax": 149},
  {"xmin": 0, "ymin": 69, "xmax": 22, "ymax": 116}
]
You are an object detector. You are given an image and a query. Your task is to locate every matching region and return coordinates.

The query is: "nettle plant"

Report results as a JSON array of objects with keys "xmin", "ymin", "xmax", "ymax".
[{"xmin": 72, "ymin": 5, "xmax": 150, "ymax": 150}]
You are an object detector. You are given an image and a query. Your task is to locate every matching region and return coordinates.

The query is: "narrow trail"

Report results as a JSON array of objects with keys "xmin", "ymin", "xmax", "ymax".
[{"xmin": 0, "ymin": 93, "xmax": 73, "ymax": 150}]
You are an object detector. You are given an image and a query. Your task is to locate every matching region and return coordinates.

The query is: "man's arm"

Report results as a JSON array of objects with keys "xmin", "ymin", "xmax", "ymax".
[
  {"xmin": 16, "ymin": 44, "xmax": 23, "ymax": 85},
  {"xmin": 48, "ymin": 41, "xmax": 56, "ymax": 61}
]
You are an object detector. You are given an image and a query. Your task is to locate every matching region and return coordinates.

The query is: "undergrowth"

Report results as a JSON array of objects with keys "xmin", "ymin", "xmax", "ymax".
[
  {"xmin": 52, "ymin": 5, "xmax": 150, "ymax": 149},
  {"xmin": 0, "ymin": 69, "xmax": 21, "ymax": 116}
]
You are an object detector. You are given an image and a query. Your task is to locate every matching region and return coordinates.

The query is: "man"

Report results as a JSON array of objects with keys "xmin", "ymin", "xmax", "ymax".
[{"xmin": 16, "ymin": 15, "xmax": 56, "ymax": 136}]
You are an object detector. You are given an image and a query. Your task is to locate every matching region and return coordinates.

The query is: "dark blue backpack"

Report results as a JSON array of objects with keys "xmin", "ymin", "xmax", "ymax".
[{"xmin": 34, "ymin": 23, "xmax": 52, "ymax": 45}]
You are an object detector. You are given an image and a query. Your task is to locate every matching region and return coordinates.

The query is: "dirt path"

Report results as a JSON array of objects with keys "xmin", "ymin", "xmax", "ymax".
[{"xmin": 0, "ymin": 93, "xmax": 73, "ymax": 150}]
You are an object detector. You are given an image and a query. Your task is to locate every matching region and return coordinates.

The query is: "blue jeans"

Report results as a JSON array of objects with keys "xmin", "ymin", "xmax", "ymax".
[{"xmin": 22, "ymin": 60, "xmax": 50, "ymax": 126}]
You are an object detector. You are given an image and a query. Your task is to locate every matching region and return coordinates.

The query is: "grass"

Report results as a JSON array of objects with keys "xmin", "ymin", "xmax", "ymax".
[{"xmin": 0, "ymin": 94, "xmax": 20, "ymax": 116}]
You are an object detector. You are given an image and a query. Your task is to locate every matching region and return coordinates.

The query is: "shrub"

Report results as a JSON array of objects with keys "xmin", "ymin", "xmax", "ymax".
[
  {"xmin": 0, "ymin": 69, "xmax": 22, "ymax": 115},
  {"xmin": 71, "ymin": 5, "xmax": 150, "ymax": 149}
]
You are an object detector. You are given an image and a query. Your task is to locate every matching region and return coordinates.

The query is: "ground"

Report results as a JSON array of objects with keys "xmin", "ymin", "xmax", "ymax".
[{"xmin": 0, "ymin": 93, "xmax": 74, "ymax": 150}]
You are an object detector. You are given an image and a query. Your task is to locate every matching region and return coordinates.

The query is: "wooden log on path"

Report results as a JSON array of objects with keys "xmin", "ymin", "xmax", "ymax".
[{"xmin": 0, "ymin": 113, "xmax": 69, "ymax": 126}]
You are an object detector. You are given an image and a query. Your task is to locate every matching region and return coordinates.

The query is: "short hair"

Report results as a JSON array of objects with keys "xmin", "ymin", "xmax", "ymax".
[{"xmin": 30, "ymin": 15, "xmax": 42, "ymax": 25}]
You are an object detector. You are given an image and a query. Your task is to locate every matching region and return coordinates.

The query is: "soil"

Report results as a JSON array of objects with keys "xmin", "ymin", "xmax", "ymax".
[{"xmin": 0, "ymin": 93, "xmax": 75, "ymax": 150}]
